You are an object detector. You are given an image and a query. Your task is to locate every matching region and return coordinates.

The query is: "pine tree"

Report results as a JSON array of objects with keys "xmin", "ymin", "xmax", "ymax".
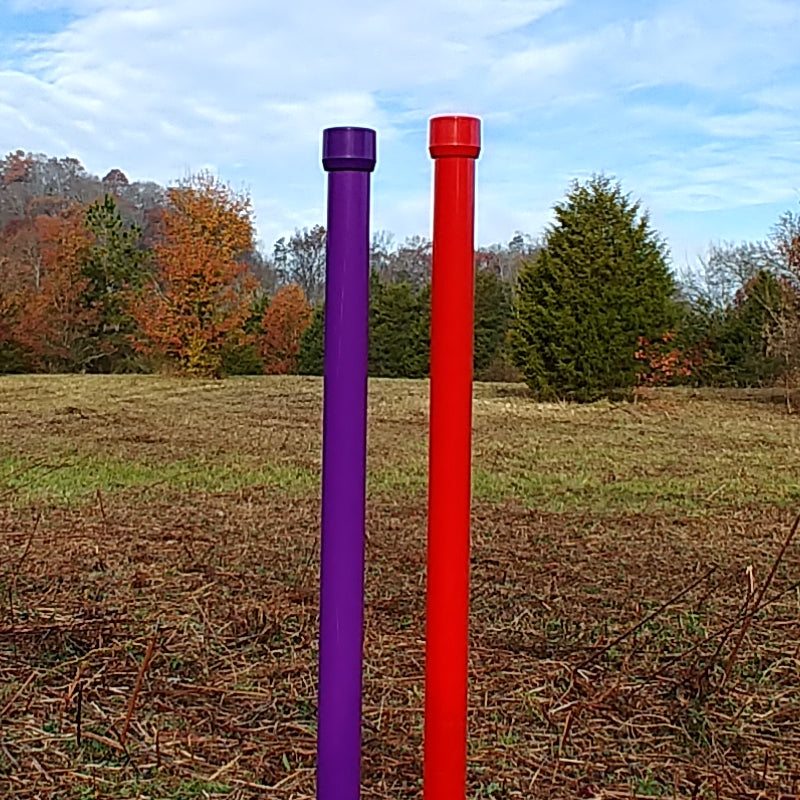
[
  {"xmin": 220, "ymin": 292, "xmax": 270, "ymax": 375},
  {"xmin": 474, "ymin": 269, "xmax": 513, "ymax": 374},
  {"xmin": 368, "ymin": 278, "xmax": 430, "ymax": 378},
  {"xmin": 511, "ymin": 175, "xmax": 677, "ymax": 401},
  {"xmin": 296, "ymin": 273, "xmax": 432, "ymax": 378},
  {"xmin": 83, "ymin": 194, "xmax": 150, "ymax": 371},
  {"xmin": 701, "ymin": 271, "xmax": 786, "ymax": 386},
  {"xmin": 297, "ymin": 304, "xmax": 325, "ymax": 376}
]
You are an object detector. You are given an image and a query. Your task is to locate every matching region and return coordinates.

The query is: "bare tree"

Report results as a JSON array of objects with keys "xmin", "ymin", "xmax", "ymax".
[
  {"xmin": 368, "ymin": 232, "xmax": 431, "ymax": 287},
  {"xmin": 678, "ymin": 241, "xmax": 783, "ymax": 310},
  {"xmin": 773, "ymin": 210, "xmax": 800, "ymax": 281},
  {"xmin": 242, "ymin": 245, "xmax": 281, "ymax": 296},
  {"xmin": 476, "ymin": 232, "xmax": 541, "ymax": 292},
  {"xmin": 765, "ymin": 209, "xmax": 800, "ymax": 406},
  {"xmin": 272, "ymin": 225, "xmax": 326, "ymax": 305},
  {"xmin": 388, "ymin": 235, "xmax": 431, "ymax": 287},
  {"xmin": 369, "ymin": 230, "xmax": 395, "ymax": 279}
]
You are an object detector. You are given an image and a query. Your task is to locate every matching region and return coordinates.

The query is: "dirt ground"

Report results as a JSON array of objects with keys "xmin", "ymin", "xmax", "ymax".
[{"xmin": 1, "ymin": 376, "xmax": 800, "ymax": 799}]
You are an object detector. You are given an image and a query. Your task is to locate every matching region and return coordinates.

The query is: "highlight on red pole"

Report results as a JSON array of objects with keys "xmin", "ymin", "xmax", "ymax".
[{"xmin": 423, "ymin": 114, "xmax": 481, "ymax": 800}]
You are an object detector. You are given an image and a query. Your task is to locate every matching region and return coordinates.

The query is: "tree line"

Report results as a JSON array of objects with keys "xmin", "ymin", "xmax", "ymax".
[{"xmin": 0, "ymin": 150, "xmax": 798, "ymax": 400}]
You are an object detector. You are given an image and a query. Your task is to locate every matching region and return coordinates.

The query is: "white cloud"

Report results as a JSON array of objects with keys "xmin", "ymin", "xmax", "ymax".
[{"xmin": 0, "ymin": 0, "xmax": 797, "ymax": 266}]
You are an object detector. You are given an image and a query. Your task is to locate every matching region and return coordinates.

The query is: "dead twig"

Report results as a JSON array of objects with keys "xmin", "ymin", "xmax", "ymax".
[
  {"xmin": 0, "ymin": 670, "xmax": 37, "ymax": 718},
  {"xmin": 721, "ymin": 511, "xmax": 800, "ymax": 686},
  {"xmin": 120, "ymin": 632, "xmax": 158, "ymax": 746},
  {"xmin": 4, "ymin": 511, "xmax": 41, "ymax": 622},
  {"xmin": 576, "ymin": 566, "xmax": 718, "ymax": 670}
]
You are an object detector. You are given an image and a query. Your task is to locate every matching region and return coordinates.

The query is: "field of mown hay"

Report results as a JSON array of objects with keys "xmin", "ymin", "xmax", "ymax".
[{"xmin": 1, "ymin": 375, "xmax": 799, "ymax": 799}]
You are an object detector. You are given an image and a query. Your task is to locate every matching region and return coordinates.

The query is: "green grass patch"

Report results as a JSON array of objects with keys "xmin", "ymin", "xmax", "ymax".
[
  {"xmin": 0, "ymin": 454, "xmax": 317, "ymax": 506},
  {"xmin": 1, "ymin": 375, "xmax": 799, "ymax": 514}
]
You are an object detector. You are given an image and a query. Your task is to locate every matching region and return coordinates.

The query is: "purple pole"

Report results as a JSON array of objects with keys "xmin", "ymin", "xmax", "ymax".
[{"xmin": 317, "ymin": 126, "xmax": 376, "ymax": 800}]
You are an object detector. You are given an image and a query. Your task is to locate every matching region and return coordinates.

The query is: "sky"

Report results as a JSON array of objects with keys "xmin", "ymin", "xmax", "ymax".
[{"xmin": 0, "ymin": 0, "xmax": 799, "ymax": 271}]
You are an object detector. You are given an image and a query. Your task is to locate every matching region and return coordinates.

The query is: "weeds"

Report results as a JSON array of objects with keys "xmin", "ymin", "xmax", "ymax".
[{"xmin": 0, "ymin": 377, "xmax": 799, "ymax": 797}]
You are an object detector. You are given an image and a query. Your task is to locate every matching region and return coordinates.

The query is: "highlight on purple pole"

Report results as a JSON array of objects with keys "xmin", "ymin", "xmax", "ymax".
[{"xmin": 317, "ymin": 126, "xmax": 376, "ymax": 800}]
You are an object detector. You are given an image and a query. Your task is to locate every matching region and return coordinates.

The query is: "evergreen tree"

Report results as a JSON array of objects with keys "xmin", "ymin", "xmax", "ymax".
[
  {"xmin": 368, "ymin": 278, "xmax": 430, "ymax": 378},
  {"xmin": 296, "ymin": 273, "xmax": 431, "ymax": 378},
  {"xmin": 297, "ymin": 304, "xmax": 325, "ymax": 375},
  {"xmin": 474, "ymin": 268, "xmax": 513, "ymax": 373},
  {"xmin": 296, "ymin": 269, "xmax": 515, "ymax": 380},
  {"xmin": 708, "ymin": 270, "xmax": 787, "ymax": 386},
  {"xmin": 221, "ymin": 292, "xmax": 269, "ymax": 375},
  {"xmin": 82, "ymin": 194, "xmax": 150, "ymax": 371},
  {"xmin": 511, "ymin": 175, "xmax": 677, "ymax": 401}
]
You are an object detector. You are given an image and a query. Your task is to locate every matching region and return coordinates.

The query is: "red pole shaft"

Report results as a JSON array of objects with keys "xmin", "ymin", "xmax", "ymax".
[{"xmin": 424, "ymin": 115, "xmax": 481, "ymax": 800}]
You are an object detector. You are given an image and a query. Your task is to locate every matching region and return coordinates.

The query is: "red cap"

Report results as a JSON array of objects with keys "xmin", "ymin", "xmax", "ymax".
[{"xmin": 429, "ymin": 115, "xmax": 481, "ymax": 159}]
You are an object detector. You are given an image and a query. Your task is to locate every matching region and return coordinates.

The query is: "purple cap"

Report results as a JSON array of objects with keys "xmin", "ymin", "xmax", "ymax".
[{"xmin": 322, "ymin": 127, "xmax": 377, "ymax": 172}]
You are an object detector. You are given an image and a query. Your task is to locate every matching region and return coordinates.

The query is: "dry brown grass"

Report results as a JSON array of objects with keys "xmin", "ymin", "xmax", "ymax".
[{"xmin": 1, "ymin": 375, "xmax": 800, "ymax": 798}]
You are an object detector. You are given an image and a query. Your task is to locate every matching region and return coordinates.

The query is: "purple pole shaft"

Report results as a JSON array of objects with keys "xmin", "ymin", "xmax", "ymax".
[{"xmin": 317, "ymin": 127, "xmax": 376, "ymax": 800}]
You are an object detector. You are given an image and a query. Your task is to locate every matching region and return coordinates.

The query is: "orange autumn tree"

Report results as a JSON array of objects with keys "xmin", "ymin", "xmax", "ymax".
[
  {"xmin": 0, "ymin": 256, "xmax": 21, "ymax": 367},
  {"xmin": 128, "ymin": 173, "xmax": 258, "ymax": 377},
  {"xmin": 12, "ymin": 207, "xmax": 100, "ymax": 371},
  {"xmin": 0, "ymin": 217, "xmax": 46, "ymax": 365},
  {"xmin": 259, "ymin": 284, "xmax": 313, "ymax": 374},
  {"xmin": 1, "ymin": 216, "xmax": 44, "ymax": 369}
]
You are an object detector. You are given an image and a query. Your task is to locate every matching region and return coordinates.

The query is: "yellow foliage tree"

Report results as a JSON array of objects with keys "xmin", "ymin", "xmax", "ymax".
[{"xmin": 129, "ymin": 173, "xmax": 258, "ymax": 377}]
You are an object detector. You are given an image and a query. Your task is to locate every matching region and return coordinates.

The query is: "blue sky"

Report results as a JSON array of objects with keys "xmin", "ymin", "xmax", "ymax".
[{"xmin": 0, "ymin": 0, "xmax": 799, "ymax": 270}]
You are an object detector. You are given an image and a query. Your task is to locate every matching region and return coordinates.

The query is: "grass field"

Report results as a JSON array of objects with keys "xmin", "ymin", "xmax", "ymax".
[{"xmin": 1, "ymin": 375, "xmax": 799, "ymax": 798}]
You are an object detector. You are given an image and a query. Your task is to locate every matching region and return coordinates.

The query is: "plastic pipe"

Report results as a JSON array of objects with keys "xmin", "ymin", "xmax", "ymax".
[
  {"xmin": 317, "ymin": 126, "xmax": 376, "ymax": 800},
  {"xmin": 423, "ymin": 114, "xmax": 481, "ymax": 800}
]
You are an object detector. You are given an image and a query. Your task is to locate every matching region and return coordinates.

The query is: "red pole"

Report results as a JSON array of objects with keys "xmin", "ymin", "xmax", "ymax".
[{"xmin": 424, "ymin": 114, "xmax": 481, "ymax": 800}]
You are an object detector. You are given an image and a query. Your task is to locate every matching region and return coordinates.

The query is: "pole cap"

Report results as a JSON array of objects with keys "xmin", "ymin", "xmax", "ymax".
[
  {"xmin": 322, "ymin": 127, "xmax": 377, "ymax": 172},
  {"xmin": 429, "ymin": 115, "xmax": 481, "ymax": 159}
]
